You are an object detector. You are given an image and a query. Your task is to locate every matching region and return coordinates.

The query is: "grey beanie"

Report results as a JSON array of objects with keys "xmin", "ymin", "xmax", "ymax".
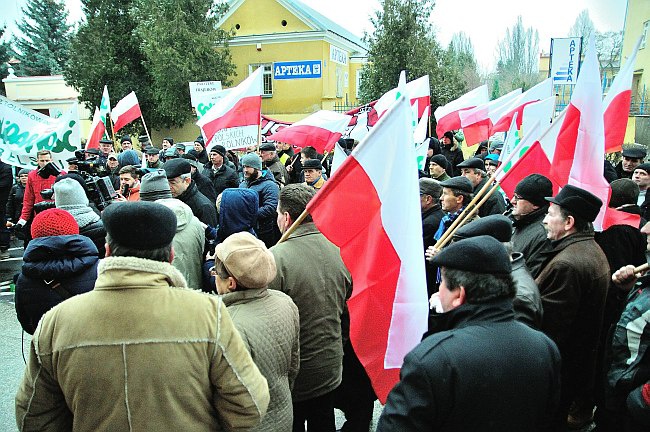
[
  {"xmin": 241, "ymin": 152, "xmax": 263, "ymax": 171},
  {"xmin": 140, "ymin": 170, "xmax": 173, "ymax": 202},
  {"xmin": 18, "ymin": 168, "xmax": 31, "ymax": 176},
  {"xmin": 53, "ymin": 177, "xmax": 89, "ymax": 208}
]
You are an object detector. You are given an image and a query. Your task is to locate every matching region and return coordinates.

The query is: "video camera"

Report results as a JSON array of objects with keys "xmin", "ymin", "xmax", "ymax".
[{"xmin": 70, "ymin": 150, "xmax": 118, "ymax": 210}]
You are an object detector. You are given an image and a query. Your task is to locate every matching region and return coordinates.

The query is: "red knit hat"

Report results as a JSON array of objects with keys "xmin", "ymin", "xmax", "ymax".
[{"xmin": 31, "ymin": 208, "xmax": 79, "ymax": 238}]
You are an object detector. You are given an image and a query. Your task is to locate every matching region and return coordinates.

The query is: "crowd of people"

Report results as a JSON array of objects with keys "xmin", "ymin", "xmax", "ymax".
[{"xmin": 3, "ymin": 129, "xmax": 650, "ymax": 432}]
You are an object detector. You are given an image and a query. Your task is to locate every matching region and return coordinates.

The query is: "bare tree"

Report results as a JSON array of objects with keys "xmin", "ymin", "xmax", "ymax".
[
  {"xmin": 568, "ymin": 9, "xmax": 595, "ymax": 42},
  {"xmin": 495, "ymin": 16, "xmax": 540, "ymax": 93}
]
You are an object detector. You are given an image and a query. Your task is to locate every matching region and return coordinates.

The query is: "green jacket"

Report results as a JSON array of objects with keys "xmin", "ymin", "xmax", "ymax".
[
  {"xmin": 269, "ymin": 222, "xmax": 352, "ymax": 401},
  {"xmin": 16, "ymin": 256, "xmax": 269, "ymax": 432}
]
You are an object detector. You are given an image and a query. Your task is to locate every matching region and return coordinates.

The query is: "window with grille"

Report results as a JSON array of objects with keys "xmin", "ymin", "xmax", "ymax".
[
  {"xmin": 642, "ymin": 21, "xmax": 649, "ymax": 49},
  {"xmin": 249, "ymin": 64, "xmax": 273, "ymax": 97}
]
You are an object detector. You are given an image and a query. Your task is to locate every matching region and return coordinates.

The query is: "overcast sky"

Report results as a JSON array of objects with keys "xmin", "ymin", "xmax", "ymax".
[{"xmin": 2, "ymin": 0, "xmax": 627, "ymax": 71}]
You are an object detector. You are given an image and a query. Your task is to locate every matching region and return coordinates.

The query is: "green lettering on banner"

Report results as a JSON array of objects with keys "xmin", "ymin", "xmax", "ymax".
[{"xmin": 196, "ymin": 102, "xmax": 215, "ymax": 120}]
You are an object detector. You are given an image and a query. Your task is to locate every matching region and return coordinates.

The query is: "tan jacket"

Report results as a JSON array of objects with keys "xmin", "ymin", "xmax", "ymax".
[{"xmin": 16, "ymin": 256, "xmax": 269, "ymax": 432}]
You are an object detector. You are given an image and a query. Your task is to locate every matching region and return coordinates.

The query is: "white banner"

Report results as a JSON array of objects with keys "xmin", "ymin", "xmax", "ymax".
[
  {"xmin": 550, "ymin": 37, "xmax": 582, "ymax": 85},
  {"xmin": 0, "ymin": 96, "xmax": 80, "ymax": 169},
  {"xmin": 195, "ymin": 88, "xmax": 231, "ymax": 120},
  {"xmin": 212, "ymin": 125, "xmax": 258, "ymax": 150}
]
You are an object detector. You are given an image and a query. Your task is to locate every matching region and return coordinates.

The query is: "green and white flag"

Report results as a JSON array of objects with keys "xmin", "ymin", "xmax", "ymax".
[{"xmin": 100, "ymin": 85, "xmax": 111, "ymax": 130}]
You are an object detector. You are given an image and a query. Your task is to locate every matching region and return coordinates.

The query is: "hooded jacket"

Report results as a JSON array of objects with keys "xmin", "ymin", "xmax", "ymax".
[
  {"xmin": 15, "ymin": 256, "xmax": 269, "ymax": 432},
  {"xmin": 156, "ymin": 198, "xmax": 205, "ymax": 290},
  {"xmin": 218, "ymin": 188, "xmax": 258, "ymax": 242},
  {"xmin": 240, "ymin": 172, "xmax": 280, "ymax": 245},
  {"xmin": 15, "ymin": 235, "xmax": 99, "ymax": 334}
]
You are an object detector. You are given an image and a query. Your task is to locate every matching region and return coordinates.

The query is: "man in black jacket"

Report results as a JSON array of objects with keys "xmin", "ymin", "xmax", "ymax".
[
  {"xmin": 202, "ymin": 145, "xmax": 239, "ymax": 198},
  {"xmin": 164, "ymin": 159, "xmax": 217, "ymax": 227},
  {"xmin": 378, "ymin": 236, "xmax": 561, "ymax": 431},
  {"xmin": 456, "ymin": 157, "xmax": 506, "ymax": 217},
  {"xmin": 0, "ymin": 158, "xmax": 14, "ymax": 258}
]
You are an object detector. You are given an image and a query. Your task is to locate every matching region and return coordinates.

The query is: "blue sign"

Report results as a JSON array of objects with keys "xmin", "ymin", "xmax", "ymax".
[{"xmin": 273, "ymin": 61, "xmax": 322, "ymax": 80}]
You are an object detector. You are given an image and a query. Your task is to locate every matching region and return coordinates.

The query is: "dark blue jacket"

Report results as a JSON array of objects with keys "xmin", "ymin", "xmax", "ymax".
[
  {"xmin": 15, "ymin": 235, "xmax": 99, "ymax": 334},
  {"xmin": 240, "ymin": 171, "xmax": 280, "ymax": 240},
  {"xmin": 218, "ymin": 188, "xmax": 258, "ymax": 242}
]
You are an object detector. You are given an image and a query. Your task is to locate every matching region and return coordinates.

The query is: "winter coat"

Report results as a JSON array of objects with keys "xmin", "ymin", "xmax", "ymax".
[
  {"xmin": 240, "ymin": 172, "xmax": 281, "ymax": 248},
  {"xmin": 422, "ymin": 204, "xmax": 444, "ymax": 251},
  {"xmin": 7, "ymin": 183, "xmax": 26, "ymax": 222},
  {"xmin": 265, "ymin": 155, "xmax": 289, "ymax": 186},
  {"xmin": 474, "ymin": 176, "xmax": 506, "ymax": 217},
  {"xmin": 79, "ymin": 218, "xmax": 107, "ymax": 259},
  {"xmin": 20, "ymin": 169, "xmax": 60, "ymax": 221},
  {"xmin": 15, "ymin": 256, "xmax": 269, "ymax": 432},
  {"xmin": 269, "ymin": 222, "xmax": 352, "ymax": 402},
  {"xmin": 0, "ymin": 161, "xmax": 13, "ymax": 219},
  {"xmin": 218, "ymin": 188, "xmax": 258, "ymax": 242},
  {"xmin": 441, "ymin": 142, "xmax": 464, "ymax": 177},
  {"xmin": 157, "ymin": 198, "xmax": 205, "ymax": 290},
  {"xmin": 188, "ymin": 148, "xmax": 209, "ymax": 165},
  {"xmin": 202, "ymin": 163, "xmax": 239, "ymax": 199},
  {"xmin": 511, "ymin": 252, "xmax": 543, "ymax": 329},
  {"xmin": 510, "ymin": 206, "xmax": 553, "ymax": 279},
  {"xmin": 380, "ymin": 300, "xmax": 561, "ymax": 431},
  {"xmin": 223, "ymin": 288, "xmax": 300, "ymax": 432},
  {"xmin": 192, "ymin": 170, "xmax": 217, "ymax": 203},
  {"xmin": 177, "ymin": 181, "xmax": 218, "ymax": 227},
  {"xmin": 605, "ymin": 278, "xmax": 650, "ymax": 429},
  {"xmin": 535, "ymin": 231, "xmax": 610, "ymax": 409},
  {"xmin": 15, "ymin": 235, "xmax": 99, "ymax": 335}
]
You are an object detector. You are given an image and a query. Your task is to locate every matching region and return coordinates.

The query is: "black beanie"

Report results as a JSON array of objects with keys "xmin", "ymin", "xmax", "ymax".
[{"xmin": 514, "ymin": 174, "xmax": 553, "ymax": 207}]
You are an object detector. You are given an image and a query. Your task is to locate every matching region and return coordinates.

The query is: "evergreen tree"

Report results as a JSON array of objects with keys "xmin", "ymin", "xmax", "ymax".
[
  {"xmin": 447, "ymin": 32, "xmax": 482, "ymax": 91},
  {"xmin": 0, "ymin": 27, "xmax": 12, "ymax": 94},
  {"xmin": 14, "ymin": 0, "xmax": 72, "ymax": 76},
  {"xmin": 359, "ymin": 0, "xmax": 465, "ymax": 114}
]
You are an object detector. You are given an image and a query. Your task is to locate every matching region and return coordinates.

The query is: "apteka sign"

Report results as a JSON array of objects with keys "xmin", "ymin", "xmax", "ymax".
[{"xmin": 273, "ymin": 61, "xmax": 322, "ymax": 80}]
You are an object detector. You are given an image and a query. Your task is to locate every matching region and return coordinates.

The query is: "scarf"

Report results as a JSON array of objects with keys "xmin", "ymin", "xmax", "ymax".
[{"xmin": 433, "ymin": 206, "xmax": 465, "ymax": 241}]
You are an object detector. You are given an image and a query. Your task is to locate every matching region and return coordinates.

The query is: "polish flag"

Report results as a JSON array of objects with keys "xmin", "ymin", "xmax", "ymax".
[
  {"xmin": 197, "ymin": 67, "xmax": 263, "ymax": 144},
  {"xmin": 307, "ymin": 95, "xmax": 429, "ymax": 403},
  {"xmin": 329, "ymin": 141, "xmax": 348, "ymax": 176},
  {"xmin": 86, "ymin": 107, "xmax": 105, "ymax": 150},
  {"xmin": 434, "ymin": 84, "xmax": 488, "ymax": 138},
  {"xmin": 603, "ymin": 37, "xmax": 641, "ymax": 153},
  {"xmin": 459, "ymin": 88, "xmax": 522, "ymax": 145},
  {"xmin": 374, "ymin": 73, "xmax": 430, "ymax": 119},
  {"xmin": 112, "ymin": 92, "xmax": 142, "ymax": 132},
  {"xmin": 492, "ymin": 78, "xmax": 553, "ymax": 132},
  {"xmin": 267, "ymin": 110, "xmax": 351, "ymax": 154}
]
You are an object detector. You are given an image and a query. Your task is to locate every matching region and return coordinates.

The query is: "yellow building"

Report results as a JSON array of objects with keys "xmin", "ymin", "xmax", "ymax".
[{"xmin": 218, "ymin": 0, "xmax": 367, "ymax": 120}]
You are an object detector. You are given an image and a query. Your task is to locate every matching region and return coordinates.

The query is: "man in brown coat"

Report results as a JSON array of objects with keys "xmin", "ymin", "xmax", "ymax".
[{"xmin": 536, "ymin": 185, "xmax": 610, "ymax": 430}]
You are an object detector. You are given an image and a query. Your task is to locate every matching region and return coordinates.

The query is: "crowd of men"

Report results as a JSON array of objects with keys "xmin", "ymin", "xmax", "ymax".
[{"xmin": 4, "ymin": 130, "xmax": 650, "ymax": 432}]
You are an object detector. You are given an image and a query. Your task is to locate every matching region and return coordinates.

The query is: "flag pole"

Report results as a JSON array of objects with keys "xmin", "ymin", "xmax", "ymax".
[
  {"xmin": 320, "ymin": 151, "xmax": 329, "ymax": 164},
  {"xmin": 141, "ymin": 117, "xmax": 153, "ymax": 146},
  {"xmin": 109, "ymin": 114, "xmax": 117, "ymax": 142},
  {"xmin": 257, "ymin": 119, "xmax": 262, "ymax": 152}
]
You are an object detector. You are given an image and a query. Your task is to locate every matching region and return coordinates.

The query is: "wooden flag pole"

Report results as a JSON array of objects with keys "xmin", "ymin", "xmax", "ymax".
[
  {"xmin": 109, "ymin": 114, "xmax": 117, "ymax": 143},
  {"xmin": 140, "ymin": 117, "xmax": 153, "ymax": 146},
  {"xmin": 277, "ymin": 208, "xmax": 309, "ymax": 244},
  {"xmin": 320, "ymin": 151, "xmax": 329, "ymax": 164},
  {"xmin": 257, "ymin": 121, "xmax": 262, "ymax": 152}
]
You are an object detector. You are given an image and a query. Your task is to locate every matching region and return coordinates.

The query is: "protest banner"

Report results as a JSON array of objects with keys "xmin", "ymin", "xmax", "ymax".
[{"xmin": 0, "ymin": 96, "xmax": 80, "ymax": 169}]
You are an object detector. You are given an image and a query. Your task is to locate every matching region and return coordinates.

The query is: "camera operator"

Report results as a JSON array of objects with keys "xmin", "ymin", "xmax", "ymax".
[
  {"xmin": 115, "ymin": 165, "xmax": 141, "ymax": 202},
  {"xmin": 16, "ymin": 150, "xmax": 62, "ymax": 247}
]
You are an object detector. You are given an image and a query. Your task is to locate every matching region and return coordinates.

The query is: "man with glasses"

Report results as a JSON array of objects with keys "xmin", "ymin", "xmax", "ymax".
[{"xmin": 509, "ymin": 174, "xmax": 553, "ymax": 278}]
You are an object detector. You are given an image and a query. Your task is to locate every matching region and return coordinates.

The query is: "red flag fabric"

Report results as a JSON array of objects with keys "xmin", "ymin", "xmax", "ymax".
[
  {"xmin": 459, "ymin": 88, "xmax": 522, "ymax": 145},
  {"xmin": 433, "ymin": 85, "xmax": 488, "ymax": 137},
  {"xmin": 491, "ymin": 79, "xmax": 553, "ymax": 132},
  {"xmin": 306, "ymin": 95, "xmax": 429, "ymax": 403},
  {"xmin": 267, "ymin": 110, "xmax": 351, "ymax": 153},
  {"xmin": 86, "ymin": 107, "xmax": 105, "ymax": 150},
  {"xmin": 112, "ymin": 92, "xmax": 142, "ymax": 132}
]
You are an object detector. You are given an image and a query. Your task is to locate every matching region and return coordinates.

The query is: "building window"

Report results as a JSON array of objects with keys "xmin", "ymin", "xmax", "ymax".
[
  {"xmin": 642, "ymin": 21, "xmax": 649, "ymax": 49},
  {"xmin": 249, "ymin": 63, "xmax": 273, "ymax": 97}
]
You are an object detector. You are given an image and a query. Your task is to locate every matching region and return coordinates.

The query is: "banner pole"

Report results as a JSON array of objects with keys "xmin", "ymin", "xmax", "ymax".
[{"xmin": 141, "ymin": 117, "xmax": 153, "ymax": 146}]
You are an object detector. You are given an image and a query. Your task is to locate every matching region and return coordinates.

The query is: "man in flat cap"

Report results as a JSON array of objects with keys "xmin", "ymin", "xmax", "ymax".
[
  {"xmin": 302, "ymin": 158, "xmax": 326, "ymax": 190},
  {"xmin": 16, "ymin": 201, "xmax": 269, "ymax": 431},
  {"xmin": 201, "ymin": 145, "xmax": 238, "ymax": 199},
  {"xmin": 145, "ymin": 146, "xmax": 163, "ymax": 169},
  {"xmin": 536, "ymin": 184, "xmax": 610, "ymax": 429},
  {"xmin": 378, "ymin": 236, "xmax": 561, "ymax": 431},
  {"xmin": 428, "ymin": 154, "xmax": 450, "ymax": 182},
  {"xmin": 457, "ymin": 157, "xmax": 506, "ymax": 217},
  {"xmin": 453, "ymin": 214, "xmax": 543, "ymax": 328},
  {"xmin": 509, "ymin": 174, "xmax": 554, "ymax": 278},
  {"xmin": 616, "ymin": 145, "xmax": 647, "ymax": 180},
  {"xmin": 260, "ymin": 142, "xmax": 288, "ymax": 186},
  {"xmin": 163, "ymin": 158, "xmax": 217, "ymax": 227}
]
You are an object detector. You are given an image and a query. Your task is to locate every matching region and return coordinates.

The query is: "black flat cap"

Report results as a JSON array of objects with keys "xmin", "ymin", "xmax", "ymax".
[
  {"xmin": 546, "ymin": 184, "xmax": 602, "ymax": 222},
  {"xmin": 635, "ymin": 163, "xmax": 650, "ymax": 174},
  {"xmin": 99, "ymin": 139, "xmax": 114, "ymax": 145},
  {"xmin": 515, "ymin": 174, "xmax": 553, "ymax": 207},
  {"xmin": 622, "ymin": 145, "xmax": 647, "ymax": 159},
  {"xmin": 259, "ymin": 143, "xmax": 276, "ymax": 151},
  {"xmin": 419, "ymin": 178, "xmax": 442, "ymax": 198},
  {"xmin": 145, "ymin": 147, "xmax": 160, "ymax": 155},
  {"xmin": 439, "ymin": 176, "xmax": 473, "ymax": 194},
  {"xmin": 103, "ymin": 201, "xmax": 176, "ymax": 249},
  {"xmin": 85, "ymin": 148, "xmax": 100, "ymax": 155},
  {"xmin": 430, "ymin": 154, "xmax": 447, "ymax": 168},
  {"xmin": 456, "ymin": 158, "xmax": 485, "ymax": 170},
  {"xmin": 454, "ymin": 215, "xmax": 513, "ymax": 242},
  {"xmin": 163, "ymin": 158, "xmax": 192, "ymax": 179},
  {"xmin": 302, "ymin": 159, "xmax": 322, "ymax": 170},
  {"xmin": 431, "ymin": 235, "xmax": 511, "ymax": 274}
]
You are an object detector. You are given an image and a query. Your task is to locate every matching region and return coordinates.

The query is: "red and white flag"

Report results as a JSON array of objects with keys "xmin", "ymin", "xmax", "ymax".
[
  {"xmin": 603, "ymin": 37, "xmax": 641, "ymax": 153},
  {"xmin": 459, "ymin": 88, "xmax": 522, "ymax": 145},
  {"xmin": 112, "ymin": 92, "xmax": 142, "ymax": 132},
  {"xmin": 307, "ymin": 95, "xmax": 429, "ymax": 403},
  {"xmin": 434, "ymin": 84, "xmax": 488, "ymax": 138},
  {"xmin": 374, "ymin": 73, "xmax": 430, "ymax": 119},
  {"xmin": 197, "ymin": 67, "xmax": 263, "ymax": 145},
  {"xmin": 492, "ymin": 78, "xmax": 553, "ymax": 132},
  {"xmin": 86, "ymin": 107, "xmax": 105, "ymax": 150},
  {"xmin": 268, "ymin": 110, "xmax": 351, "ymax": 154}
]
